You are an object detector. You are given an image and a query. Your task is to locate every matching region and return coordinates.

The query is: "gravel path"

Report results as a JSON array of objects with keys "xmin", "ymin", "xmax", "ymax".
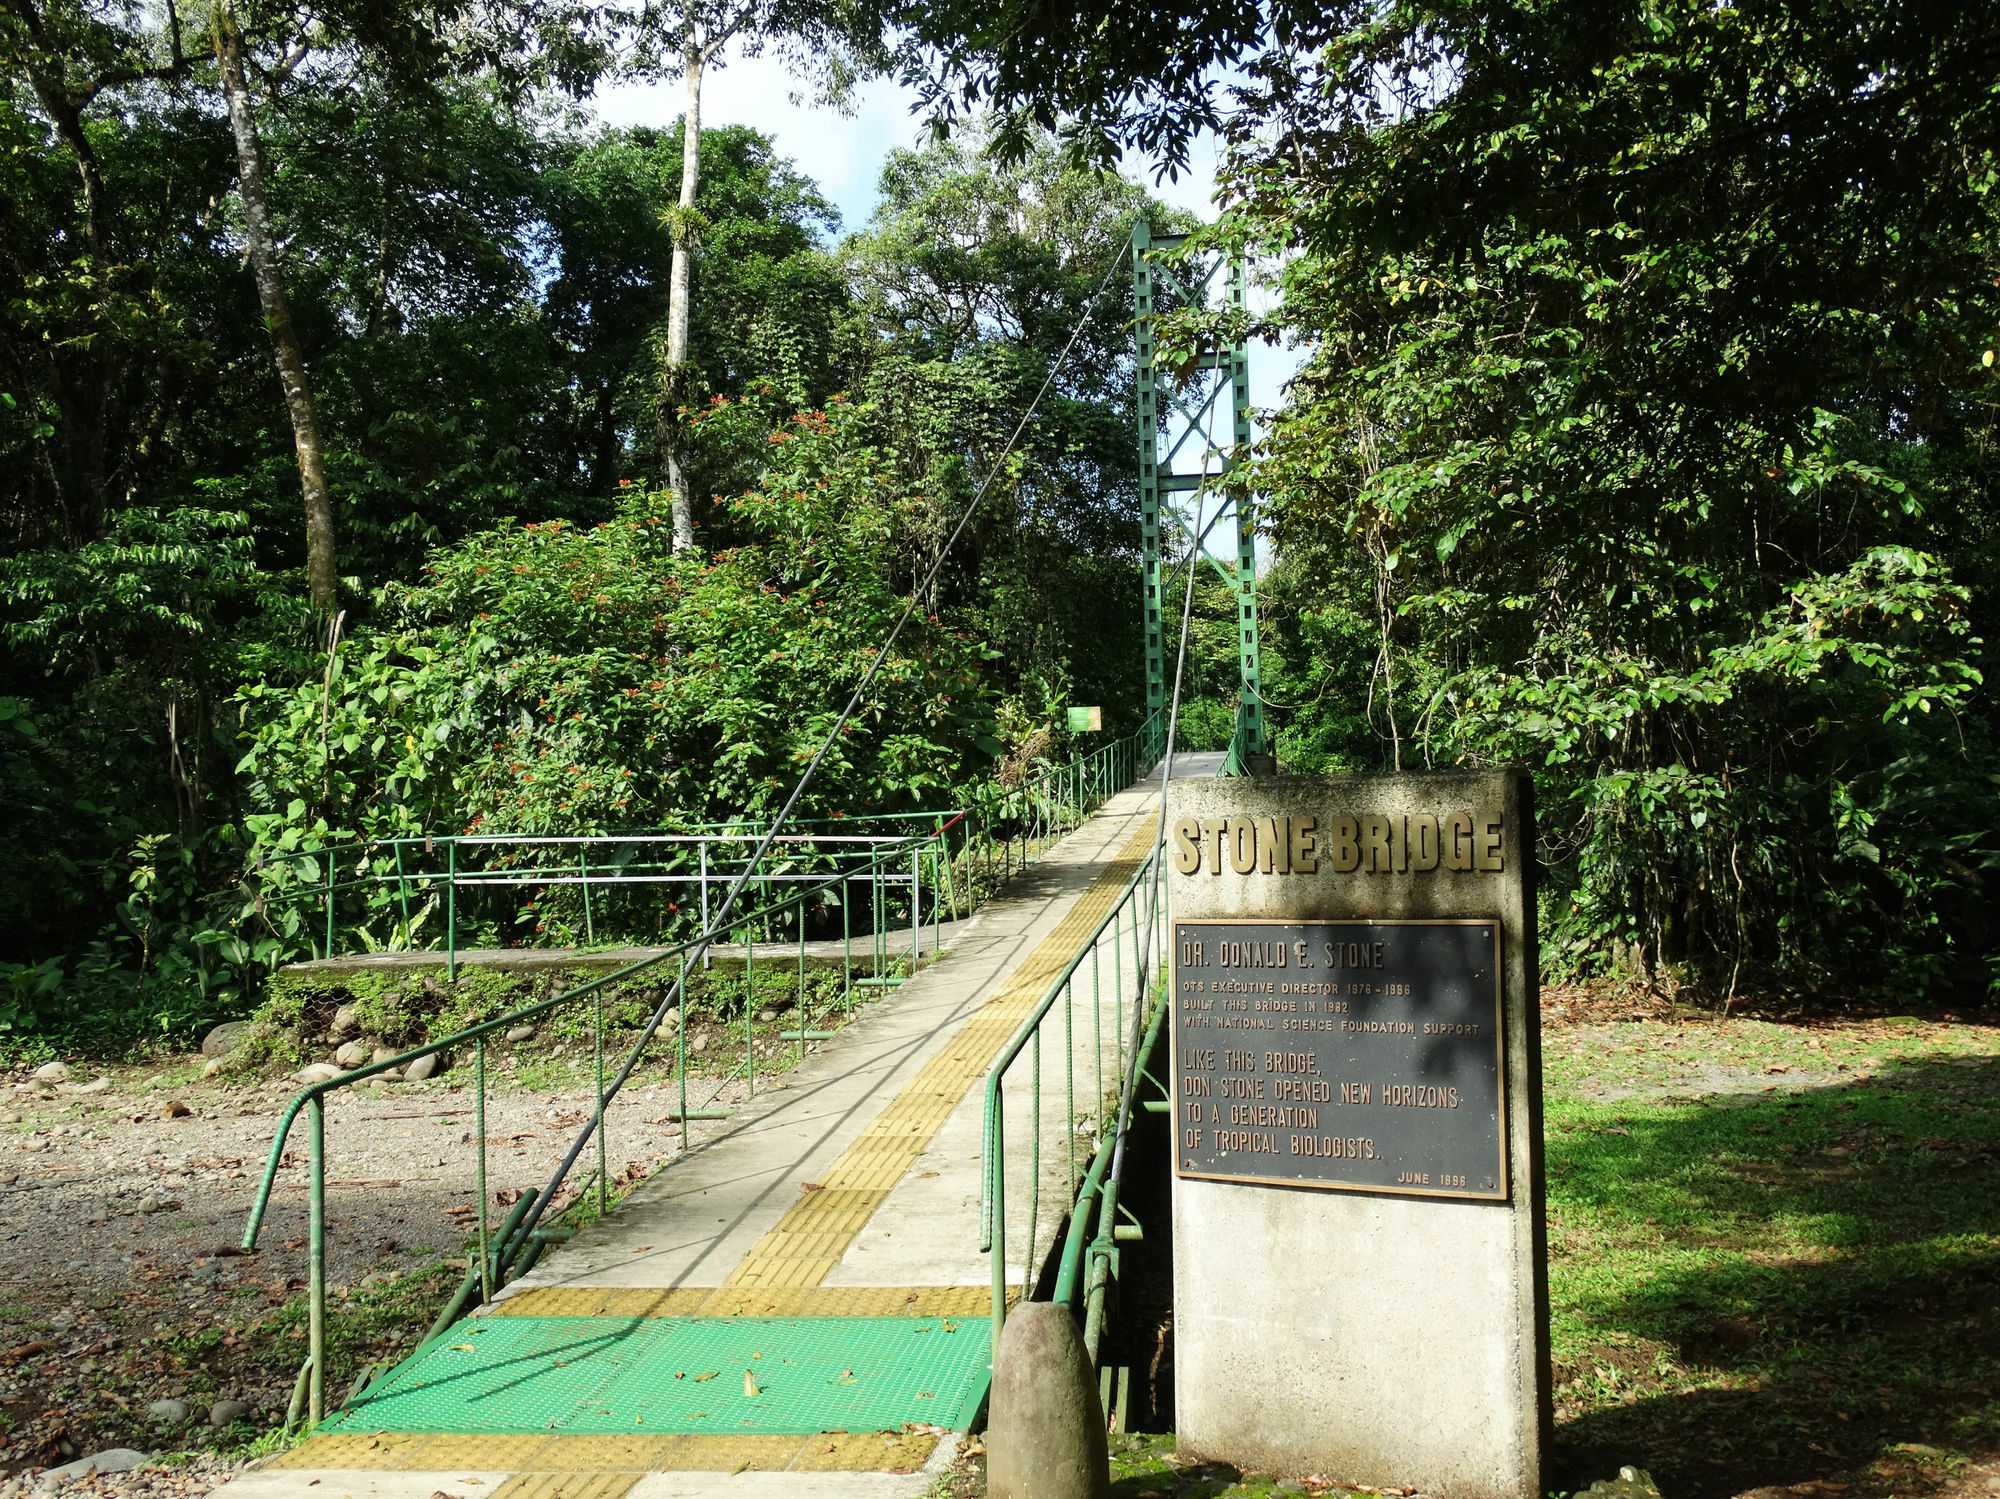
[{"xmin": 0, "ymin": 1052, "xmax": 773, "ymax": 1490}]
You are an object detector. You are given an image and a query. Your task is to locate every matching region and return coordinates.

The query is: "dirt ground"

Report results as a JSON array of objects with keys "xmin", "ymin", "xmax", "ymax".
[
  {"xmin": 0, "ymin": 1045, "xmax": 768, "ymax": 1485},
  {"xmin": 3, "ymin": 983, "xmax": 1996, "ymax": 1499}
]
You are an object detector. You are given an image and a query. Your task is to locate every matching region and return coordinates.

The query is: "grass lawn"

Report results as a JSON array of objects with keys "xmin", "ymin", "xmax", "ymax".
[
  {"xmin": 1540, "ymin": 998, "xmax": 1999, "ymax": 1499},
  {"xmin": 946, "ymin": 994, "xmax": 2000, "ymax": 1499}
]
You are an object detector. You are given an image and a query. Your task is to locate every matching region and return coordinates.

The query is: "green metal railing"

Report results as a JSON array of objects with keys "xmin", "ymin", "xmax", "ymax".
[
  {"xmin": 253, "ymin": 712, "xmax": 1167, "ymax": 971},
  {"xmin": 980, "ymin": 839, "xmax": 1170, "ymax": 1352},
  {"xmin": 242, "ymin": 832, "xmax": 936, "ymax": 1429},
  {"xmin": 240, "ymin": 710, "xmax": 1166, "ymax": 1432}
]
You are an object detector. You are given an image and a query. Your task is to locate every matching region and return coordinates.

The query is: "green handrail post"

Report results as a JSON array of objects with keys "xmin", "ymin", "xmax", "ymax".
[
  {"xmin": 446, "ymin": 840, "xmax": 458, "ymax": 984},
  {"xmin": 307, "ymin": 1094, "xmax": 326, "ymax": 1426},
  {"xmin": 393, "ymin": 843, "xmax": 411, "ymax": 950},
  {"xmin": 1026, "ymin": 1027, "xmax": 1041, "ymax": 1300},
  {"xmin": 677, "ymin": 949, "xmax": 690, "ymax": 1133},
  {"xmin": 595, "ymin": 990, "xmax": 608, "ymax": 1214},
  {"xmin": 987, "ymin": 1080, "xmax": 1007, "ymax": 1331},
  {"xmin": 475, "ymin": 1035, "xmax": 491, "ymax": 1302}
]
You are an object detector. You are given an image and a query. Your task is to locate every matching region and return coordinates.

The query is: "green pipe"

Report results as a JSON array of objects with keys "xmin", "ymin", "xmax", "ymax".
[
  {"xmin": 307, "ymin": 1096, "xmax": 325, "ymax": 1426},
  {"xmin": 484, "ymin": 1185, "xmax": 545, "ymax": 1289},
  {"xmin": 475, "ymin": 1036, "xmax": 491, "ymax": 1300},
  {"xmin": 282, "ymin": 1357, "xmax": 310, "ymax": 1437},
  {"xmin": 416, "ymin": 1261, "xmax": 486, "ymax": 1350}
]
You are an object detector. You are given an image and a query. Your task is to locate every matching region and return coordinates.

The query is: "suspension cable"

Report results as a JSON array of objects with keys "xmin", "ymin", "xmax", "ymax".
[
  {"xmin": 1103, "ymin": 340, "xmax": 1231, "ymax": 1212},
  {"xmin": 503, "ymin": 243, "xmax": 1139, "ymax": 1259}
]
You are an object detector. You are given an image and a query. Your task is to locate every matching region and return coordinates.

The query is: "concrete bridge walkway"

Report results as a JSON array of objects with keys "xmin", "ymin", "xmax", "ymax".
[{"xmin": 215, "ymin": 763, "xmax": 1212, "ymax": 1499}]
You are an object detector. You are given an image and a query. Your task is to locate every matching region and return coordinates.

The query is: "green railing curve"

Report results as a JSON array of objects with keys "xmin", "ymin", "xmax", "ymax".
[{"xmin": 981, "ymin": 843, "xmax": 1171, "ymax": 1347}]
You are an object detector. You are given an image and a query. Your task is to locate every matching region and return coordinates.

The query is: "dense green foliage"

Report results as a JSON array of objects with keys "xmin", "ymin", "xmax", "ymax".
[
  {"xmin": 1179, "ymin": 0, "xmax": 2000, "ymax": 997},
  {"xmin": 11, "ymin": 0, "xmax": 1996, "ymax": 1042},
  {"xmin": 0, "ymin": 58, "xmax": 1171, "ymax": 1041}
]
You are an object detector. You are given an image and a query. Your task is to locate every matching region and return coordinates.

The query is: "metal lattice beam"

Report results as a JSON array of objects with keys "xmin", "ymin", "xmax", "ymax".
[{"xmin": 1132, "ymin": 223, "xmax": 1265, "ymax": 772}]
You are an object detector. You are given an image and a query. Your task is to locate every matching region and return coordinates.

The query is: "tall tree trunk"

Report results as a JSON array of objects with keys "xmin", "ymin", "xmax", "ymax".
[
  {"xmin": 18, "ymin": 52, "xmax": 112, "ymax": 539},
  {"xmin": 661, "ymin": 34, "xmax": 703, "ymax": 552},
  {"xmin": 213, "ymin": 2, "xmax": 339, "ymax": 612},
  {"xmin": 591, "ymin": 378, "xmax": 618, "ymax": 492}
]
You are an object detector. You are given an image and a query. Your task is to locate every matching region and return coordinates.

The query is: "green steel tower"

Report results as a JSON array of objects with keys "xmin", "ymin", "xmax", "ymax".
[{"xmin": 1132, "ymin": 221, "xmax": 1266, "ymax": 772}]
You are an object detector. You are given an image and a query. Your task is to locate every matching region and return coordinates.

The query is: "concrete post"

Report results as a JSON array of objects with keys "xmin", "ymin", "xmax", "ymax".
[{"xmin": 986, "ymin": 1301, "xmax": 1110, "ymax": 1499}]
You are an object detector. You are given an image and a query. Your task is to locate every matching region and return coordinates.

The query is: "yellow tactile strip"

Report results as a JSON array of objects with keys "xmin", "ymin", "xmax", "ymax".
[
  {"xmin": 491, "ymin": 1474, "xmax": 639, "ymax": 1499},
  {"xmin": 722, "ymin": 818, "xmax": 1160, "ymax": 1290},
  {"xmin": 272, "ymin": 1430, "xmax": 942, "ymax": 1473},
  {"xmin": 491, "ymin": 1284, "xmax": 999, "ymax": 1319}
]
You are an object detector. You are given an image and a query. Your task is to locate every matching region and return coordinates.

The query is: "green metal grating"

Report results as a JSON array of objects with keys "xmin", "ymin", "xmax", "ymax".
[{"xmin": 324, "ymin": 1316, "xmax": 992, "ymax": 1436}]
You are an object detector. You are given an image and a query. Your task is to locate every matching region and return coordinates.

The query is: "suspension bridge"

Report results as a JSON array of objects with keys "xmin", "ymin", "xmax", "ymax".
[{"xmin": 217, "ymin": 226, "xmax": 1262, "ymax": 1498}]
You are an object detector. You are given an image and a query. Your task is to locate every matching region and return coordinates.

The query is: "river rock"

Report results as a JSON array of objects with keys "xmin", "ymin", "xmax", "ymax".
[
  {"xmin": 201, "ymin": 1022, "xmax": 250, "ymax": 1058},
  {"xmin": 206, "ymin": 1399, "xmax": 251, "ymax": 1427},
  {"xmin": 1578, "ymin": 1468, "xmax": 1664, "ymax": 1499},
  {"xmin": 986, "ymin": 1301, "xmax": 1109, "ymax": 1499},
  {"xmin": 32, "ymin": 1061, "xmax": 69, "ymax": 1084},
  {"xmin": 370, "ymin": 1044, "xmax": 399, "ymax": 1064},
  {"xmin": 403, "ymin": 1052, "xmax": 440, "ymax": 1082},
  {"xmin": 333, "ymin": 1040, "xmax": 371, "ymax": 1068},
  {"xmin": 202, "ymin": 1057, "xmax": 228, "ymax": 1078},
  {"xmin": 294, "ymin": 1063, "xmax": 341, "ymax": 1086},
  {"xmin": 327, "ymin": 1005, "xmax": 360, "ymax": 1042},
  {"xmin": 690, "ymin": 1035, "xmax": 709, "ymax": 1054},
  {"xmin": 71, "ymin": 1076, "xmax": 110, "ymax": 1095},
  {"xmin": 145, "ymin": 1399, "xmax": 188, "ymax": 1423},
  {"xmin": 504, "ymin": 1024, "xmax": 536, "ymax": 1043},
  {"xmin": 39, "ymin": 1449, "xmax": 151, "ymax": 1491}
]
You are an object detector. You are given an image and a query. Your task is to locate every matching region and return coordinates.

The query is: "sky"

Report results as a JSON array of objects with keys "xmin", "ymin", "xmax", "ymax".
[{"xmin": 590, "ymin": 47, "xmax": 1225, "ymax": 236}]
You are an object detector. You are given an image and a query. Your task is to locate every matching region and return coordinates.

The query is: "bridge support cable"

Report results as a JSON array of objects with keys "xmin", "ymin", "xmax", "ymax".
[
  {"xmin": 490, "ymin": 241, "xmax": 1146, "ymax": 1276},
  {"xmin": 1000, "ymin": 353, "xmax": 1225, "ymax": 1362}
]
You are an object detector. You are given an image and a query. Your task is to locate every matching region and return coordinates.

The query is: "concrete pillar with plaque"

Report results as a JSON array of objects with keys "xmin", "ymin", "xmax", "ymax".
[{"xmin": 1165, "ymin": 771, "xmax": 1548, "ymax": 1499}]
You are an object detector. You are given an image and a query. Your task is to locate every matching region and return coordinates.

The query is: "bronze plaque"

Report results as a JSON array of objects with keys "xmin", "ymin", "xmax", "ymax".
[{"xmin": 1171, "ymin": 919, "xmax": 1506, "ymax": 1200}]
